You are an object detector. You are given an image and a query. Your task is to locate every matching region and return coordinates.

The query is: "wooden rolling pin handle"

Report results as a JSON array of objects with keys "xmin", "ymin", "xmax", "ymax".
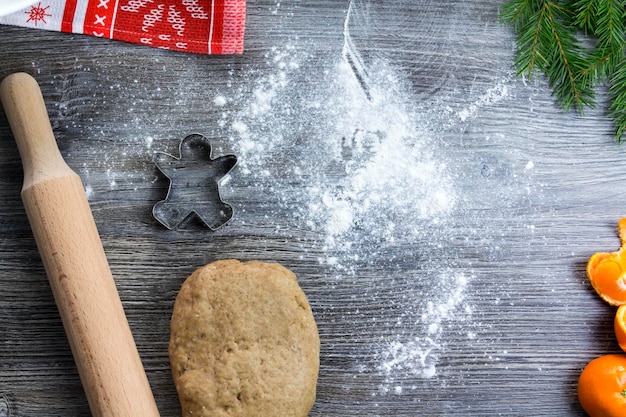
[{"xmin": 0, "ymin": 73, "xmax": 160, "ymax": 417}]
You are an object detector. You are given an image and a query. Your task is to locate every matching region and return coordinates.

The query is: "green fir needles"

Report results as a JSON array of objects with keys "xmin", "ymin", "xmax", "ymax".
[{"xmin": 501, "ymin": 0, "xmax": 626, "ymax": 142}]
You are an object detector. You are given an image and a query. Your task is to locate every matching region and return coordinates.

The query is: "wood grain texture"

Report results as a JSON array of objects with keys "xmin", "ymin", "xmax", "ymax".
[{"xmin": 0, "ymin": 1, "xmax": 624, "ymax": 416}]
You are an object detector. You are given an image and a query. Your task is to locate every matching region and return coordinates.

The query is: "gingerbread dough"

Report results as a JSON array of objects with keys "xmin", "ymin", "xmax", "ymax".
[{"xmin": 169, "ymin": 260, "xmax": 320, "ymax": 417}]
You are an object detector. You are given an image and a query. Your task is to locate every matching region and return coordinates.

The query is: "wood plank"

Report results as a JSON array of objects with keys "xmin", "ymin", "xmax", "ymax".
[{"xmin": 0, "ymin": 1, "xmax": 623, "ymax": 415}]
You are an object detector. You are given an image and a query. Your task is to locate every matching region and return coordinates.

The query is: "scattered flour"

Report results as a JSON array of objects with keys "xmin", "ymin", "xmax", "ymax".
[
  {"xmin": 458, "ymin": 81, "xmax": 511, "ymax": 123},
  {"xmin": 63, "ymin": 0, "xmax": 518, "ymax": 397},
  {"xmin": 378, "ymin": 272, "xmax": 469, "ymax": 383},
  {"xmin": 213, "ymin": 95, "xmax": 227, "ymax": 106},
  {"xmin": 84, "ymin": 184, "xmax": 94, "ymax": 199},
  {"xmin": 223, "ymin": 30, "xmax": 485, "ymax": 388}
]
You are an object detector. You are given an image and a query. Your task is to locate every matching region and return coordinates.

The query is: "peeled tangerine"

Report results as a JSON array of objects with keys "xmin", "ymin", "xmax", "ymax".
[
  {"xmin": 616, "ymin": 305, "xmax": 626, "ymax": 352},
  {"xmin": 587, "ymin": 218, "xmax": 626, "ymax": 306},
  {"xmin": 581, "ymin": 221, "xmax": 626, "ymax": 416}
]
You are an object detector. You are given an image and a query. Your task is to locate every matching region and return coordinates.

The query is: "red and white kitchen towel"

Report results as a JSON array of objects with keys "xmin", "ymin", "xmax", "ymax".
[{"xmin": 0, "ymin": 0, "xmax": 246, "ymax": 54}]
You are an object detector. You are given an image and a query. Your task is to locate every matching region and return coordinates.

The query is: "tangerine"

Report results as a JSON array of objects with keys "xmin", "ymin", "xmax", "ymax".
[
  {"xmin": 587, "ymin": 218, "xmax": 626, "ymax": 306},
  {"xmin": 579, "ymin": 354, "xmax": 626, "ymax": 417},
  {"xmin": 615, "ymin": 305, "xmax": 626, "ymax": 353}
]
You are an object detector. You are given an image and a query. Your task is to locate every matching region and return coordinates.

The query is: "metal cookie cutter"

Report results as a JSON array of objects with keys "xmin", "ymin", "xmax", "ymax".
[{"xmin": 153, "ymin": 134, "xmax": 237, "ymax": 230}]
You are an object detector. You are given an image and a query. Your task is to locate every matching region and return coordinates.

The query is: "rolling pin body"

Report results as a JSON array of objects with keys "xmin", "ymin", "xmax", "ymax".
[{"xmin": 0, "ymin": 73, "xmax": 160, "ymax": 417}]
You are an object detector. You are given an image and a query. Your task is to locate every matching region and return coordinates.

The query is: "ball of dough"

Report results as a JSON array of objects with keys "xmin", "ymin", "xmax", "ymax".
[{"xmin": 169, "ymin": 260, "xmax": 320, "ymax": 417}]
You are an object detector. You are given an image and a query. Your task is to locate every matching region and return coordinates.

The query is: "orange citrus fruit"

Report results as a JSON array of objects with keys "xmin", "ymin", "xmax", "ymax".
[
  {"xmin": 587, "ymin": 218, "xmax": 626, "ymax": 306},
  {"xmin": 579, "ymin": 354, "xmax": 626, "ymax": 417},
  {"xmin": 615, "ymin": 305, "xmax": 626, "ymax": 353}
]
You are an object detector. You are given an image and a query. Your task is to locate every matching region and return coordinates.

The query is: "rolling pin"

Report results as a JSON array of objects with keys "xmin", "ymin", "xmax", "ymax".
[{"xmin": 0, "ymin": 73, "xmax": 160, "ymax": 417}]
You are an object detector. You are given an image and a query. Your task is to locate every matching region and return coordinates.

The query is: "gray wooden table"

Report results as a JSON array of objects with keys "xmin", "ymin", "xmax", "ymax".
[{"xmin": 0, "ymin": 1, "xmax": 622, "ymax": 416}]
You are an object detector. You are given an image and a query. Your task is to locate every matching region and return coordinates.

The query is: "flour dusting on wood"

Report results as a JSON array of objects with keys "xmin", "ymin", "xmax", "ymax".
[
  {"xmin": 224, "ymin": 36, "xmax": 481, "ymax": 389},
  {"xmin": 62, "ymin": 0, "xmax": 518, "ymax": 398}
]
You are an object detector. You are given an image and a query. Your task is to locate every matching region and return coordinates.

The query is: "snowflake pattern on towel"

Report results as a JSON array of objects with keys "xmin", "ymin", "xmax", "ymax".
[
  {"xmin": 0, "ymin": 0, "xmax": 246, "ymax": 54},
  {"xmin": 25, "ymin": 2, "xmax": 52, "ymax": 26}
]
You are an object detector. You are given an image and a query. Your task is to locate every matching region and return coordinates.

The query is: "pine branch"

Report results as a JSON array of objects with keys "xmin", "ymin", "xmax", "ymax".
[
  {"xmin": 501, "ymin": 0, "xmax": 626, "ymax": 142},
  {"xmin": 508, "ymin": 4, "xmax": 548, "ymax": 76},
  {"xmin": 581, "ymin": 0, "xmax": 625, "ymax": 79},
  {"xmin": 503, "ymin": 1, "xmax": 594, "ymax": 111},
  {"xmin": 501, "ymin": 0, "xmax": 543, "ymax": 31},
  {"xmin": 543, "ymin": 2, "xmax": 595, "ymax": 111},
  {"xmin": 571, "ymin": 0, "xmax": 599, "ymax": 34},
  {"xmin": 609, "ymin": 59, "xmax": 626, "ymax": 142},
  {"xmin": 594, "ymin": 0, "xmax": 624, "ymax": 47}
]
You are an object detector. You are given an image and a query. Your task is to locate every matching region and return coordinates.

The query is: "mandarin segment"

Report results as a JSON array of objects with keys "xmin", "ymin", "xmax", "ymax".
[
  {"xmin": 587, "ymin": 219, "xmax": 626, "ymax": 306},
  {"xmin": 616, "ymin": 305, "xmax": 626, "ymax": 353}
]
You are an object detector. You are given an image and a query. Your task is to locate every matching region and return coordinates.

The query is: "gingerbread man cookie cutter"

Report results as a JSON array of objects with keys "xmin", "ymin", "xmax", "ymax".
[{"xmin": 153, "ymin": 134, "xmax": 237, "ymax": 230}]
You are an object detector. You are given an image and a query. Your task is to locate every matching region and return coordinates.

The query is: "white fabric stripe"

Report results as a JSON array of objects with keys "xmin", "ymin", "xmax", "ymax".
[
  {"xmin": 207, "ymin": 0, "xmax": 215, "ymax": 54},
  {"xmin": 109, "ymin": 0, "xmax": 119, "ymax": 37},
  {"xmin": 72, "ymin": 0, "xmax": 89, "ymax": 32}
]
